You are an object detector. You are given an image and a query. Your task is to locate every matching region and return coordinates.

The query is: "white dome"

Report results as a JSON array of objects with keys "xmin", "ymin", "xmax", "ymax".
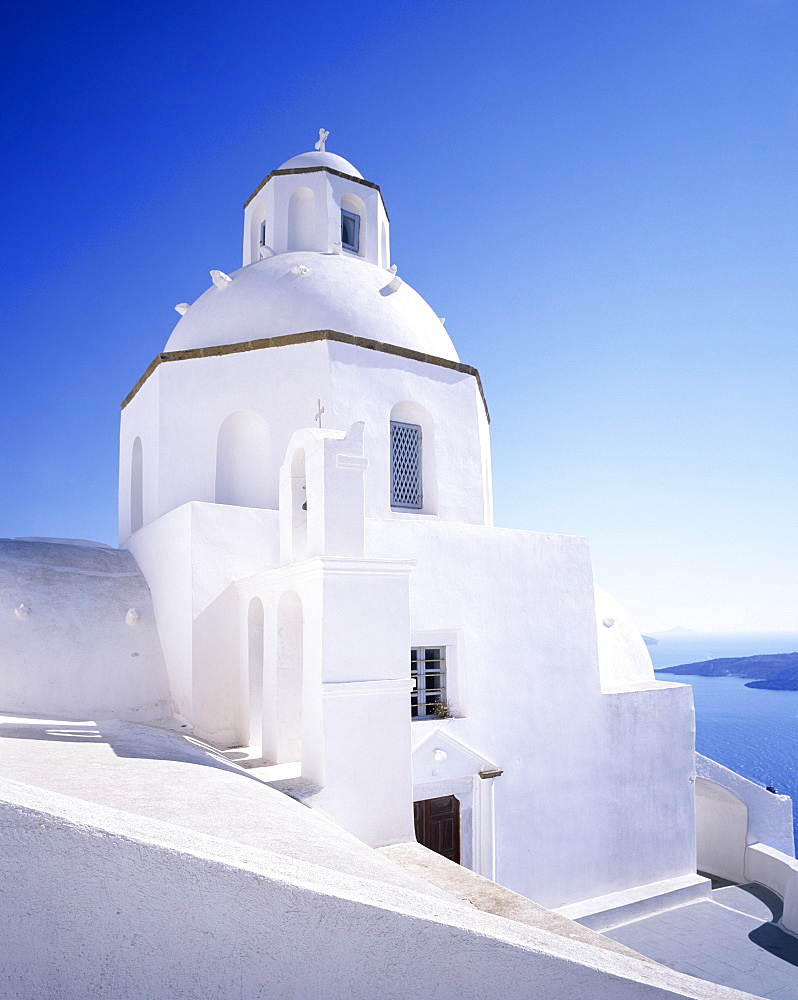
[
  {"xmin": 278, "ymin": 150, "xmax": 363, "ymax": 178},
  {"xmin": 165, "ymin": 253, "xmax": 459, "ymax": 362}
]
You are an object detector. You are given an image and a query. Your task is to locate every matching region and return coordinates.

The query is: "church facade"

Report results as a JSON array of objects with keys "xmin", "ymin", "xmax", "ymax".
[
  {"xmin": 1, "ymin": 135, "xmax": 796, "ymax": 997},
  {"xmin": 118, "ymin": 138, "xmax": 699, "ymax": 910}
]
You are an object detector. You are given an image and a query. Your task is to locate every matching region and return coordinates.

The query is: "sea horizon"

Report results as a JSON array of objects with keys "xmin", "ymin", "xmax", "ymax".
[{"xmin": 643, "ymin": 630, "xmax": 798, "ymax": 842}]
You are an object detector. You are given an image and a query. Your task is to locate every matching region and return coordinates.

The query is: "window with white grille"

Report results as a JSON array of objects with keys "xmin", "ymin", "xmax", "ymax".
[
  {"xmin": 391, "ymin": 420, "xmax": 422, "ymax": 508},
  {"xmin": 411, "ymin": 647, "xmax": 446, "ymax": 719}
]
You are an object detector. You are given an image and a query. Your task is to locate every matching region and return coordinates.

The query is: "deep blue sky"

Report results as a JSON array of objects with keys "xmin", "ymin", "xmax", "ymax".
[{"xmin": 2, "ymin": 0, "xmax": 796, "ymax": 631}]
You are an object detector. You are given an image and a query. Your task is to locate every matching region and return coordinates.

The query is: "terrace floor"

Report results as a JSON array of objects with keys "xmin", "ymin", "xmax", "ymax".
[{"xmin": 605, "ymin": 881, "xmax": 798, "ymax": 999}]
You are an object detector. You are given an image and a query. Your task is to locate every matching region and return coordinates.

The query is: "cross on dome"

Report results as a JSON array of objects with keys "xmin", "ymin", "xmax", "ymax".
[{"xmin": 315, "ymin": 128, "xmax": 329, "ymax": 153}]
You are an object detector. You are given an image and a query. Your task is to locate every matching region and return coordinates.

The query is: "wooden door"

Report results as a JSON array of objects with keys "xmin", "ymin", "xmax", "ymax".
[{"xmin": 414, "ymin": 795, "xmax": 460, "ymax": 864}]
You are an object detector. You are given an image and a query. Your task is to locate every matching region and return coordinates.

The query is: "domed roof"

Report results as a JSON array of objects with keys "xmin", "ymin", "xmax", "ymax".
[
  {"xmin": 278, "ymin": 150, "xmax": 363, "ymax": 178},
  {"xmin": 165, "ymin": 253, "xmax": 459, "ymax": 362}
]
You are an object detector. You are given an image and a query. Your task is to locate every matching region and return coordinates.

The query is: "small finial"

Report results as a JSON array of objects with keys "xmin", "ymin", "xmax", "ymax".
[
  {"xmin": 315, "ymin": 128, "xmax": 330, "ymax": 153},
  {"xmin": 125, "ymin": 608, "xmax": 141, "ymax": 626},
  {"xmin": 174, "ymin": 303, "xmax": 190, "ymax": 315},
  {"xmin": 210, "ymin": 270, "xmax": 232, "ymax": 289},
  {"xmin": 13, "ymin": 603, "xmax": 29, "ymax": 619}
]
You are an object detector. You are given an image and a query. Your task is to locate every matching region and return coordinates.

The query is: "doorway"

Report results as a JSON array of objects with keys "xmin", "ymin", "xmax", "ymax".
[{"xmin": 414, "ymin": 795, "xmax": 460, "ymax": 864}]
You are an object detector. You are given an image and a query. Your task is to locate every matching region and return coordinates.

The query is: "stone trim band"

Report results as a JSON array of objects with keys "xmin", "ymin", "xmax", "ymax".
[
  {"xmin": 244, "ymin": 166, "xmax": 389, "ymax": 221},
  {"xmin": 121, "ymin": 329, "xmax": 490, "ymax": 420}
]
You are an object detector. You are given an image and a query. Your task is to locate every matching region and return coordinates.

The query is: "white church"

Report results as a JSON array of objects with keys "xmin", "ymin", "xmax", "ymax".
[{"xmin": 1, "ymin": 133, "xmax": 797, "ymax": 999}]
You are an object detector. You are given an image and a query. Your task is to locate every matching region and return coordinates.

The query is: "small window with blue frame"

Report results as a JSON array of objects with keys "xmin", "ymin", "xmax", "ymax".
[
  {"xmin": 341, "ymin": 210, "xmax": 360, "ymax": 252},
  {"xmin": 411, "ymin": 647, "xmax": 447, "ymax": 719}
]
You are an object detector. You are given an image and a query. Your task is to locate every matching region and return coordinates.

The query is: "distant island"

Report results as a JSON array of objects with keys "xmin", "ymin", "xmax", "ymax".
[
  {"xmin": 642, "ymin": 635, "xmax": 659, "ymax": 646},
  {"xmin": 655, "ymin": 652, "xmax": 798, "ymax": 690}
]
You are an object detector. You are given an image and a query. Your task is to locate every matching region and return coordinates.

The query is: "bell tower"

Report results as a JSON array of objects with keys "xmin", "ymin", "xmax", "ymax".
[{"xmin": 242, "ymin": 131, "xmax": 391, "ymax": 268}]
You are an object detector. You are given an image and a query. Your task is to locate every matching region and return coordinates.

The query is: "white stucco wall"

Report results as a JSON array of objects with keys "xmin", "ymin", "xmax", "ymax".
[
  {"xmin": 368, "ymin": 518, "xmax": 698, "ymax": 909},
  {"xmin": 163, "ymin": 254, "xmax": 455, "ymax": 360},
  {"xmin": 594, "ymin": 585, "xmax": 656, "ymax": 690},
  {"xmin": 118, "ymin": 366, "xmax": 161, "ymax": 542},
  {"xmin": 127, "ymin": 502, "xmax": 279, "ymax": 743},
  {"xmin": 695, "ymin": 753, "xmax": 795, "ymax": 859},
  {"xmin": 119, "ymin": 341, "xmax": 490, "ymax": 543},
  {"xmin": 0, "ymin": 540, "xmax": 169, "ymax": 722},
  {"xmin": 242, "ymin": 165, "xmax": 391, "ymax": 269},
  {"xmin": 0, "ymin": 776, "xmax": 746, "ymax": 1000}
]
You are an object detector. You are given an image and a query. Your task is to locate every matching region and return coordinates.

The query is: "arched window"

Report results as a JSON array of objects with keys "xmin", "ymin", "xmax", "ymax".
[
  {"xmin": 215, "ymin": 410, "xmax": 274, "ymax": 509},
  {"xmin": 287, "ymin": 187, "xmax": 315, "ymax": 251},
  {"xmin": 130, "ymin": 437, "xmax": 143, "ymax": 533},
  {"xmin": 341, "ymin": 192, "xmax": 366, "ymax": 256},
  {"xmin": 390, "ymin": 421, "xmax": 422, "ymax": 509},
  {"xmin": 390, "ymin": 402, "xmax": 436, "ymax": 513}
]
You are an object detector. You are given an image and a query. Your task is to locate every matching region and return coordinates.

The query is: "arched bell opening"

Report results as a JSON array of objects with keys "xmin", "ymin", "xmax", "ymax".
[
  {"xmin": 275, "ymin": 590, "xmax": 303, "ymax": 765},
  {"xmin": 287, "ymin": 187, "xmax": 315, "ymax": 251},
  {"xmin": 247, "ymin": 597, "xmax": 265, "ymax": 752}
]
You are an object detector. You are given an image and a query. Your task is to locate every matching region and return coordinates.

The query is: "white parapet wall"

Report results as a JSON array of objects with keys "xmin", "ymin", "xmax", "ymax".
[
  {"xmin": 695, "ymin": 753, "xmax": 798, "ymax": 936},
  {"xmin": 0, "ymin": 539, "xmax": 170, "ymax": 723},
  {"xmin": 0, "ymin": 777, "xmax": 754, "ymax": 1000}
]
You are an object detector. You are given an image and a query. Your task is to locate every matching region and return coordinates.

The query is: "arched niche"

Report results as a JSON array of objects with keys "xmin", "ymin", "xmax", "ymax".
[
  {"xmin": 290, "ymin": 448, "xmax": 307, "ymax": 561},
  {"xmin": 247, "ymin": 598, "xmax": 264, "ymax": 751},
  {"xmin": 287, "ymin": 186, "xmax": 315, "ymax": 251},
  {"xmin": 130, "ymin": 437, "xmax": 143, "ymax": 534},
  {"xmin": 389, "ymin": 401, "xmax": 437, "ymax": 514},
  {"xmin": 276, "ymin": 590, "xmax": 303, "ymax": 764},
  {"xmin": 215, "ymin": 410, "xmax": 274, "ymax": 509}
]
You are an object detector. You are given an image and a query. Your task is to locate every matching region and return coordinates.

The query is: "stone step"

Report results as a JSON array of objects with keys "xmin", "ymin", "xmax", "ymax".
[{"xmin": 554, "ymin": 873, "xmax": 712, "ymax": 931}]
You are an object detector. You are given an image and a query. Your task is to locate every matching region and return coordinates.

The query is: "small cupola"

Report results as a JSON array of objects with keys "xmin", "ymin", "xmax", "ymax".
[{"xmin": 242, "ymin": 130, "xmax": 391, "ymax": 269}]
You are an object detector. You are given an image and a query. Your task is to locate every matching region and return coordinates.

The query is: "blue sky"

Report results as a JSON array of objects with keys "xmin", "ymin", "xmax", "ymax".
[{"xmin": 2, "ymin": 0, "xmax": 796, "ymax": 632}]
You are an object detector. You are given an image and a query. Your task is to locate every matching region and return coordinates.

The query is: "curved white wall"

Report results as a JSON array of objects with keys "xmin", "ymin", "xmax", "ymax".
[
  {"xmin": 594, "ymin": 586, "xmax": 655, "ymax": 691},
  {"xmin": 0, "ymin": 540, "xmax": 169, "ymax": 722}
]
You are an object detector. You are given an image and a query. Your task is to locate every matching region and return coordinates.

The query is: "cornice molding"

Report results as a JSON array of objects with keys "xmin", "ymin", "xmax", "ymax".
[{"xmin": 121, "ymin": 329, "xmax": 489, "ymax": 421}]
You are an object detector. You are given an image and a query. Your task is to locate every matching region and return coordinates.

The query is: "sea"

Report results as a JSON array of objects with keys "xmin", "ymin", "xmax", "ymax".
[{"xmin": 647, "ymin": 631, "xmax": 798, "ymax": 843}]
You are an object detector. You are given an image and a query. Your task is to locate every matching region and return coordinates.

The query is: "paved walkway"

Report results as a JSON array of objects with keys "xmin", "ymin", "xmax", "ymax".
[{"xmin": 606, "ymin": 882, "xmax": 798, "ymax": 999}]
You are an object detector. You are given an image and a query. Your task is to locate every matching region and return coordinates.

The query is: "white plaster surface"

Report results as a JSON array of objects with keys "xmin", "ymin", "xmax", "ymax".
[
  {"xmin": 119, "ymin": 341, "xmax": 488, "ymax": 539},
  {"xmin": 278, "ymin": 149, "xmax": 363, "ymax": 176},
  {"xmin": 595, "ymin": 584, "xmax": 657, "ymax": 690},
  {"xmin": 0, "ymin": 714, "xmax": 450, "ymax": 896},
  {"xmin": 696, "ymin": 753, "xmax": 795, "ymax": 857},
  {"xmin": 164, "ymin": 252, "xmax": 458, "ymax": 360},
  {"xmin": 0, "ymin": 749, "xmax": 756, "ymax": 1000},
  {"xmin": 368, "ymin": 516, "xmax": 698, "ymax": 909},
  {"xmin": 0, "ymin": 539, "xmax": 169, "ymax": 722}
]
